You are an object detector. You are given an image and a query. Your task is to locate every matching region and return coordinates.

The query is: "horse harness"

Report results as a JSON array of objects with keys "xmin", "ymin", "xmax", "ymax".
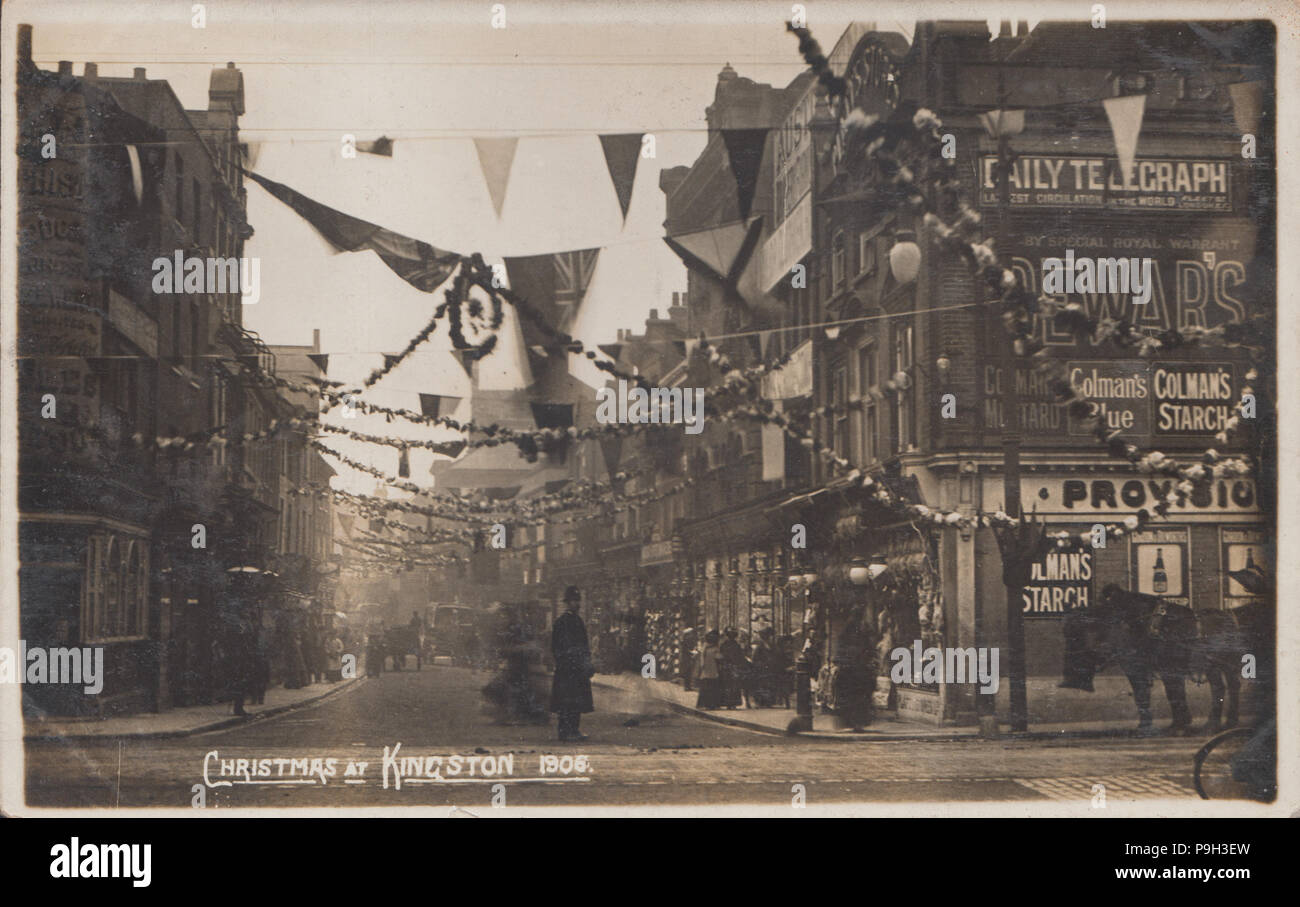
[{"xmin": 1146, "ymin": 599, "xmax": 1169, "ymax": 639}]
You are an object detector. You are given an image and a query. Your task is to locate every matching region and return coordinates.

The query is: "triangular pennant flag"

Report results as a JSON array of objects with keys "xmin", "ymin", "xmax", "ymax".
[
  {"xmin": 978, "ymin": 109, "xmax": 1025, "ymax": 139},
  {"xmin": 356, "ymin": 136, "xmax": 395, "ymax": 157},
  {"xmin": 530, "ymin": 402, "xmax": 574, "ymax": 429},
  {"xmin": 473, "ymin": 137, "xmax": 519, "ymax": 218},
  {"xmin": 245, "ymin": 170, "xmax": 461, "ymax": 292},
  {"xmin": 599, "ymin": 435, "xmax": 624, "ymax": 478},
  {"xmin": 1102, "ymin": 95, "xmax": 1146, "ymax": 189},
  {"xmin": 383, "ymin": 354, "xmax": 401, "ymax": 371},
  {"xmin": 418, "ymin": 394, "xmax": 461, "ymax": 418},
  {"xmin": 597, "ymin": 343, "xmax": 624, "ymax": 362},
  {"xmin": 457, "ymin": 349, "xmax": 477, "ymax": 377},
  {"xmin": 721, "ymin": 128, "xmax": 769, "ymax": 220},
  {"xmin": 307, "ymin": 353, "xmax": 329, "ymax": 373},
  {"xmin": 663, "ymin": 221, "xmax": 753, "ymax": 283},
  {"xmin": 503, "ymin": 248, "xmax": 602, "ymax": 351},
  {"xmin": 1227, "ymin": 81, "xmax": 1263, "ymax": 137},
  {"xmin": 598, "ymin": 133, "xmax": 643, "ymax": 223}
]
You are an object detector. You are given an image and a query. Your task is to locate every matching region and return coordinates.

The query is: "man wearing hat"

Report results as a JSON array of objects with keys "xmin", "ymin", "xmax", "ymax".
[{"xmin": 550, "ymin": 586, "xmax": 595, "ymax": 741}]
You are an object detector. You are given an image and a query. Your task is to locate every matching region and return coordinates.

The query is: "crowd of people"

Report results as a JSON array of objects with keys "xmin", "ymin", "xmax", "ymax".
[
  {"xmin": 684, "ymin": 604, "xmax": 880, "ymax": 731},
  {"xmin": 216, "ymin": 604, "xmax": 352, "ymax": 716},
  {"xmin": 691, "ymin": 626, "xmax": 796, "ymax": 711}
]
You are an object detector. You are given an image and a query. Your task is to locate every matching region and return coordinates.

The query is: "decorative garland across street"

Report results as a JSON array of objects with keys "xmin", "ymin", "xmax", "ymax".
[{"xmin": 769, "ymin": 22, "xmax": 1266, "ymax": 551}]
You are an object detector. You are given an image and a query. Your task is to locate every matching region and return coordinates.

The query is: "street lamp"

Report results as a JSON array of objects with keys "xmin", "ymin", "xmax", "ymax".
[
  {"xmin": 888, "ymin": 232, "xmax": 922, "ymax": 284},
  {"xmin": 982, "ymin": 89, "xmax": 1029, "ymax": 733}
]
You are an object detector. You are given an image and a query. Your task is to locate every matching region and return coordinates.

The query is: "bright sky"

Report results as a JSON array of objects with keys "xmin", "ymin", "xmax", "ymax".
[{"xmin": 18, "ymin": 0, "xmax": 879, "ymax": 490}]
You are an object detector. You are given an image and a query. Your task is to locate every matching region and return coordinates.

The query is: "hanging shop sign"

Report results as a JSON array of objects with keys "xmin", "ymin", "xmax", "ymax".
[
  {"xmin": 977, "ymin": 155, "xmax": 1235, "ymax": 212},
  {"xmin": 1220, "ymin": 527, "xmax": 1268, "ymax": 608},
  {"xmin": 1022, "ymin": 537, "xmax": 1093, "ymax": 618},
  {"xmin": 1025, "ymin": 475, "xmax": 1256, "ymax": 516},
  {"xmin": 1130, "ymin": 527, "xmax": 1190, "ymax": 607},
  {"xmin": 761, "ymin": 338, "xmax": 813, "ymax": 399}
]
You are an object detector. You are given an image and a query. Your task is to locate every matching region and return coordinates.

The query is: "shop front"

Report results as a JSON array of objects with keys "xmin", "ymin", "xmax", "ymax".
[{"xmin": 972, "ymin": 467, "xmax": 1265, "ymax": 724}]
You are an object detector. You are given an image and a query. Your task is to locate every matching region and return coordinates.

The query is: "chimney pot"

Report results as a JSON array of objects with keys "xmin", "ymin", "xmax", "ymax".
[
  {"xmin": 83, "ymin": 62, "xmax": 97, "ymax": 78},
  {"xmin": 648, "ymin": 309, "xmax": 659, "ymax": 321},
  {"xmin": 134, "ymin": 67, "xmax": 147, "ymax": 80},
  {"xmin": 313, "ymin": 328, "xmax": 321, "ymax": 352},
  {"xmin": 227, "ymin": 61, "xmax": 236, "ymax": 69},
  {"xmin": 58, "ymin": 61, "xmax": 72, "ymax": 75}
]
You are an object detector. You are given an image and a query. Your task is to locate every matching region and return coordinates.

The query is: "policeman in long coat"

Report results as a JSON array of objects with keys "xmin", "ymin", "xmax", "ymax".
[{"xmin": 550, "ymin": 586, "xmax": 594, "ymax": 741}]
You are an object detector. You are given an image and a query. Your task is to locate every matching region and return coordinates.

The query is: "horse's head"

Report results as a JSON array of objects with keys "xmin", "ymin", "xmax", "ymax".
[{"xmin": 1058, "ymin": 583, "xmax": 1129, "ymax": 691}]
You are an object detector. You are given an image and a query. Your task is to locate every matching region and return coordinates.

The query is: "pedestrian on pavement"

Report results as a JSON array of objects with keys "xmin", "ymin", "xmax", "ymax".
[
  {"xmin": 749, "ymin": 627, "xmax": 777, "ymax": 707},
  {"xmin": 327, "ymin": 634, "xmax": 344, "ymax": 682},
  {"xmin": 719, "ymin": 627, "xmax": 748, "ymax": 709},
  {"xmin": 695, "ymin": 630, "xmax": 722, "ymax": 709},
  {"xmin": 680, "ymin": 624, "xmax": 699, "ymax": 691},
  {"xmin": 250, "ymin": 621, "xmax": 270, "ymax": 705},
  {"xmin": 365, "ymin": 630, "xmax": 384, "ymax": 678},
  {"xmin": 550, "ymin": 586, "xmax": 595, "ymax": 742},
  {"xmin": 772, "ymin": 634, "xmax": 795, "ymax": 708},
  {"xmin": 830, "ymin": 604, "xmax": 877, "ymax": 731}
]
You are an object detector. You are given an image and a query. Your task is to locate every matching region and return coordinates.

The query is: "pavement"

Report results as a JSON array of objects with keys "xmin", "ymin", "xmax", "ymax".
[
  {"xmin": 22, "ymin": 675, "xmax": 365, "ymax": 741},
  {"xmin": 590, "ymin": 672, "xmax": 1248, "ymax": 741}
]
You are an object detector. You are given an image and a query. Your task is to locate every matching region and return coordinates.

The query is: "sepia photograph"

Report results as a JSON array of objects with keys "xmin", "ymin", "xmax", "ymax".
[{"xmin": 0, "ymin": 0, "xmax": 1291, "ymax": 833}]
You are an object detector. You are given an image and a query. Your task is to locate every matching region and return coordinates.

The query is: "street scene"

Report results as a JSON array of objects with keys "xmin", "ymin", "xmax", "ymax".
[{"xmin": 6, "ymin": 3, "xmax": 1280, "ymax": 815}]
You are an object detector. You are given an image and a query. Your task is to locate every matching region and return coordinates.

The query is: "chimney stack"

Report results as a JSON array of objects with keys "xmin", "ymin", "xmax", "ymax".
[
  {"xmin": 134, "ymin": 67, "xmax": 147, "ymax": 80},
  {"xmin": 312, "ymin": 329, "xmax": 321, "ymax": 352},
  {"xmin": 17, "ymin": 25, "xmax": 32, "ymax": 67},
  {"xmin": 83, "ymin": 62, "xmax": 97, "ymax": 79},
  {"xmin": 57, "ymin": 61, "xmax": 72, "ymax": 75},
  {"xmin": 648, "ymin": 309, "xmax": 659, "ymax": 322}
]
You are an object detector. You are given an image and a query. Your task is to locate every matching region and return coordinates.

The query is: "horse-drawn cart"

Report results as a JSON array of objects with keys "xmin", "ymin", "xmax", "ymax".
[{"xmin": 382, "ymin": 624, "xmax": 424, "ymax": 671}]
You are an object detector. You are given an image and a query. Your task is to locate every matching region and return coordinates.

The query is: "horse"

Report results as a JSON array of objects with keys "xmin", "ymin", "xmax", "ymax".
[{"xmin": 1059, "ymin": 584, "xmax": 1255, "ymax": 735}]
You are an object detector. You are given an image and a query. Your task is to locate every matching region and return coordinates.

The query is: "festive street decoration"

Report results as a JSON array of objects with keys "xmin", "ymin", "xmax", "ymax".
[
  {"xmin": 599, "ymin": 133, "xmax": 643, "ymax": 222},
  {"xmin": 245, "ymin": 169, "xmax": 461, "ymax": 292},
  {"xmin": 473, "ymin": 137, "xmax": 518, "ymax": 218}
]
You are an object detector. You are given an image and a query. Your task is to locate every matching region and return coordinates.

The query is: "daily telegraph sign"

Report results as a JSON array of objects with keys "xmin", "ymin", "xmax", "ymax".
[{"xmin": 979, "ymin": 154, "xmax": 1233, "ymax": 212}]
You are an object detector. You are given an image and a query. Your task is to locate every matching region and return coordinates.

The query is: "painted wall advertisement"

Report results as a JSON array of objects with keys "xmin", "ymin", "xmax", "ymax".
[
  {"xmin": 987, "ymin": 359, "xmax": 1241, "ymax": 444},
  {"xmin": 1130, "ymin": 528, "xmax": 1190, "ymax": 607},
  {"xmin": 1221, "ymin": 527, "xmax": 1268, "ymax": 608},
  {"xmin": 1003, "ymin": 219, "xmax": 1255, "ymax": 354},
  {"xmin": 978, "ymin": 154, "xmax": 1235, "ymax": 212},
  {"xmin": 1024, "ymin": 475, "xmax": 1256, "ymax": 516},
  {"xmin": 1022, "ymin": 544, "xmax": 1093, "ymax": 618}
]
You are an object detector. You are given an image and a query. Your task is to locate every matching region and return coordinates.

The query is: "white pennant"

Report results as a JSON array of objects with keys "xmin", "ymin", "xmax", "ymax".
[{"xmin": 1102, "ymin": 95, "xmax": 1146, "ymax": 189}]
